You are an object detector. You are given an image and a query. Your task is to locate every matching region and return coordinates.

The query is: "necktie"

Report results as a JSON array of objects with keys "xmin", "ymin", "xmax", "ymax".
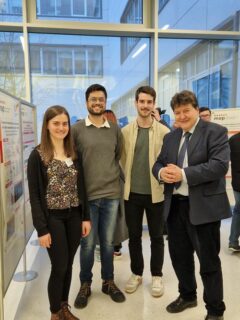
[{"xmin": 175, "ymin": 132, "xmax": 191, "ymax": 189}]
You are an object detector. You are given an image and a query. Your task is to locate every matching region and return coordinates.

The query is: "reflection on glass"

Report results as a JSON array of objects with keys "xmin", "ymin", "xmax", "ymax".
[
  {"xmin": 29, "ymin": 33, "xmax": 149, "ymax": 139},
  {"xmin": 36, "ymin": 0, "xmax": 143, "ymax": 24},
  {"xmin": 30, "ymin": 44, "xmax": 103, "ymax": 76},
  {"xmin": 158, "ymin": 0, "xmax": 240, "ymax": 31},
  {"xmin": 0, "ymin": 0, "xmax": 22, "ymax": 22},
  {"xmin": 36, "ymin": 0, "xmax": 102, "ymax": 19},
  {"xmin": 158, "ymin": 39, "xmax": 238, "ymax": 121},
  {"xmin": 0, "ymin": 32, "xmax": 25, "ymax": 98}
]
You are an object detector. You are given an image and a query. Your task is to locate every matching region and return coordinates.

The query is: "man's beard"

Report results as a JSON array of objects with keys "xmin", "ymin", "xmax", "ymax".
[
  {"xmin": 88, "ymin": 108, "xmax": 105, "ymax": 116},
  {"xmin": 139, "ymin": 110, "xmax": 151, "ymax": 118}
]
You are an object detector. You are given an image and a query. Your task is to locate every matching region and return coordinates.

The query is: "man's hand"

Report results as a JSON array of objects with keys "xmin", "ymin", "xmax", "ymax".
[
  {"xmin": 160, "ymin": 164, "xmax": 183, "ymax": 183},
  {"xmin": 82, "ymin": 221, "xmax": 91, "ymax": 237}
]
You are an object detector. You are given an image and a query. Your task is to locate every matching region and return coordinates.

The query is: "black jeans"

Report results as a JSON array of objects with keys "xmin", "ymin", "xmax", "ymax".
[
  {"xmin": 124, "ymin": 192, "xmax": 164, "ymax": 276},
  {"xmin": 167, "ymin": 196, "xmax": 225, "ymax": 316},
  {"xmin": 47, "ymin": 207, "xmax": 82, "ymax": 313}
]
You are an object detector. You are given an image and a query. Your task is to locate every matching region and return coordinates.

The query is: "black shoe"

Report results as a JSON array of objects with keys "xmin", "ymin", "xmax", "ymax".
[
  {"xmin": 102, "ymin": 280, "xmax": 126, "ymax": 303},
  {"xmin": 228, "ymin": 244, "xmax": 240, "ymax": 252},
  {"xmin": 74, "ymin": 282, "xmax": 91, "ymax": 309},
  {"xmin": 166, "ymin": 296, "xmax": 197, "ymax": 313},
  {"xmin": 205, "ymin": 315, "xmax": 224, "ymax": 320}
]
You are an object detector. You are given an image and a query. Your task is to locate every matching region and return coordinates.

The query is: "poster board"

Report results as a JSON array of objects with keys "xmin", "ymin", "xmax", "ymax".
[
  {"xmin": 211, "ymin": 108, "xmax": 240, "ymax": 205},
  {"xmin": 0, "ymin": 89, "xmax": 36, "ymax": 294},
  {"xmin": 211, "ymin": 108, "xmax": 240, "ymax": 136},
  {"xmin": 20, "ymin": 101, "xmax": 36, "ymax": 242}
]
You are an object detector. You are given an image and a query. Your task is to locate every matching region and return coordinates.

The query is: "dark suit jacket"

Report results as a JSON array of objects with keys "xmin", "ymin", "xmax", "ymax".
[
  {"xmin": 152, "ymin": 119, "xmax": 231, "ymax": 225},
  {"xmin": 229, "ymin": 132, "xmax": 240, "ymax": 192}
]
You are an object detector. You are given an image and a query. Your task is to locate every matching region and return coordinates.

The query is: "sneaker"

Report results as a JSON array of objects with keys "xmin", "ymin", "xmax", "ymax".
[
  {"xmin": 152, "ymin": 276, "xmax": 164, "ymax": 297},
  {"xmin": 125, "ymin": 274, "xmax": 142, "ymax": 293},
  {"xmin": 114, "ymin": 251, "xmax": 122, "ymax": 260},
  {"xmin": 74, "ymin": 282, "xmax": 91, "ymax": 309},
  {"xmin": 102, "ymin": 280, "xmax": 126, "ymax": 303},
  {"xmin": 229, "ymin": 244, "xmax": 240, "ymax": 252}
]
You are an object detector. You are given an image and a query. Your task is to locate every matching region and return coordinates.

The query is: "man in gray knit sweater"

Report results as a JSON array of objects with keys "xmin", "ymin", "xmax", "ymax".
[{"xmin": 72, "ymin": 84, "xmax": 125, "ymax": 309}]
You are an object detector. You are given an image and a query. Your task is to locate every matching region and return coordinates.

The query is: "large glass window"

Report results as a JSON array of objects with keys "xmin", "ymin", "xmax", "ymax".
[
  {"xmin": 158, "ymin": 0, "xmax": 240, "ymax": 31},
  {"xmin": 158, "ymin": 38, "xmax": 239, "ymax": 124},
  {"xmin": 29, "ymin": 34, "xmax": 149, "ymax": 137},
  {"xmin": 36, "ymin": 0, "xmax": 143, "ymax": 24},
  {"xmin": 0, "ymin": 32, "xmax": 25, "ymax": 97},
  {"xmin": 0, "ymin": 0, "xmax": 22, "ymax": 22}
]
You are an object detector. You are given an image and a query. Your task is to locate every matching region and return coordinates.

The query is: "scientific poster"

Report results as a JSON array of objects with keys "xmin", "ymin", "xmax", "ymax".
[
  {"xmin": 0, "ymin": 90, "xmax": 25, "ymax": 293},
  {"xmin": 21, "ymin": 101, "xmax": 36, "ymax": 241}
]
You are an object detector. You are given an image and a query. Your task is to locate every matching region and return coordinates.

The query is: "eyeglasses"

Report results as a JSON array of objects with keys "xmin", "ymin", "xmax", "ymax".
[{"xmin": 88, "ymin": 97, "xmax": 106, "ymax": 103}]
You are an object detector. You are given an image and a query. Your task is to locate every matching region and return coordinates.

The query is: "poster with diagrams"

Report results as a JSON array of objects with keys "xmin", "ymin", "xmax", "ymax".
[
  {"xmin": 0, "ymin": 89, "xmax": 36, "ymax": 293},
  {"xmin": 21, "ymin": 101, "xmax": 36, "ymax": 241}
]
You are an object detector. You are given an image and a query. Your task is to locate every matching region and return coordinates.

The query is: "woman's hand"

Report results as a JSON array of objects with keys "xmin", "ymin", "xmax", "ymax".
[
  {"xmin": 82, "ymin": 221, "xmax": 91, "ymax": 237},
  {"xmin": 38, "ymin": 233, "xmax": 52, "ymax": 248}
]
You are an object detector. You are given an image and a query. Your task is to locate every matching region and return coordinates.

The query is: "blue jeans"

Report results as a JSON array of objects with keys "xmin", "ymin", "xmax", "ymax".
[
  {"xmin": 80, "ymin": 198, "xmax": 119, "ymax": 282},
  {"xmin": 229, "ymin": 191, "xmax": 240, "ymax": 246}
]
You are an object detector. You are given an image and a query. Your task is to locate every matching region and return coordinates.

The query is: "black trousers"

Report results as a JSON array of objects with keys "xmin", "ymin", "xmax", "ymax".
[
  {"xmin": 124, "ymin": 192, "xmax": 164, "ymax": 276},
  {"xmin": 47, "ymin": 207, "xmax": 82, "ymax": 313},
  {"xmin": 167, "ymin": 196, "xmax": 225, "ymax": 316}
]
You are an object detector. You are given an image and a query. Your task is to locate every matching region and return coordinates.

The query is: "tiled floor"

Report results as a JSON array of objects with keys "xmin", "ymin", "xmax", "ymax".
[{"xmin": 14, "ymin": 218, "xmax": 240, "ymax": 320}]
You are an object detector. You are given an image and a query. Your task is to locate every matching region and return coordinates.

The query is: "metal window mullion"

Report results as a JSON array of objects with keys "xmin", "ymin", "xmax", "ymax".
[
  {"xmin": 150, "ymin": 0, "xmax": 158, "ymax": 90},
  {"xmin": 22, "ymin": 0, "xmax": 31, "ymax": 101}
]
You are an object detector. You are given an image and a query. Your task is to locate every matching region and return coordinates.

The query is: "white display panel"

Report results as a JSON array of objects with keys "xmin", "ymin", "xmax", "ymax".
[
  {"xmin": 0, "ymin": 89, "xmax": 36, "ymax": 293},
  {"xmin": 21, "ymin": 102, "xmax": 36, "ymax": 242}
]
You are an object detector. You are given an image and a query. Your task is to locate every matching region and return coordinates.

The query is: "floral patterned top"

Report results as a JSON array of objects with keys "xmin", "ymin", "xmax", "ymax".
[
  {"xmin": 45, "ymin": 158, "xmax": 80, "ymax": 210},
  {"xmin": 37, "ymin": 149, "xmax": 79, "ymax": 209}
]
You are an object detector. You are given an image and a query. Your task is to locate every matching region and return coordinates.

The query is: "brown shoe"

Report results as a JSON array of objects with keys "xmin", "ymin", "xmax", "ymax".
[
  {"xmin": 61, "ymin": 302, "xmax": 80, "ymax": 320},
  {"xmin": 51, "ymin": 309, "xmax": 64, "ymax": 320},
  {"xmin": 102, "ymin": 280, "xmax": 126, "ymax": 303},
  {"xmin": 74, "ymin": 282, "xmax": 91, "ymax": 309}
]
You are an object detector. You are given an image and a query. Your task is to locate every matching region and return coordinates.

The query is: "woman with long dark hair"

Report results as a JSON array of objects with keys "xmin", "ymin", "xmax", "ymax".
[{"xmin": 28, "ymin": 105, "xmax": 91, "ymax": 320}]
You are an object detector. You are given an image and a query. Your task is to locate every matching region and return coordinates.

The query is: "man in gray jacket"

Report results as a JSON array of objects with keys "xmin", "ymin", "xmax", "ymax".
[{"xmin": 72, "ymin": 84, "xmax": 125, "ymax": 309}]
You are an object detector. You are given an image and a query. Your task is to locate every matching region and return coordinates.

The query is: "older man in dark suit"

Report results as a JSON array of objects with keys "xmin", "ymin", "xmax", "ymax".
[{"xmin": 152, "ymin": 90, "xmax": 231, "ymax": 320}]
